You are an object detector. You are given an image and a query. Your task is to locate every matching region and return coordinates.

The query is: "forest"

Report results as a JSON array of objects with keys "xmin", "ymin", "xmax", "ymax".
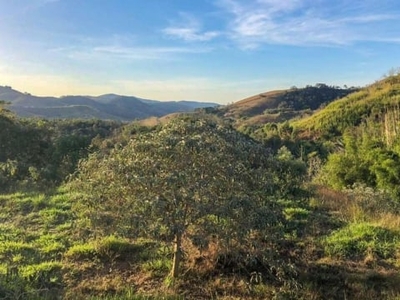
[{"xmin": 1, "ymin": 74, "xmax": 400, "ymax": 299}]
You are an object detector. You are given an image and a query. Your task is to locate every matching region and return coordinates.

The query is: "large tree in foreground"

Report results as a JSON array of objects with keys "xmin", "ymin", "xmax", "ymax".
[{"xmin": 71, "ymin": 115, "xmax": 286, "ymax": 278}]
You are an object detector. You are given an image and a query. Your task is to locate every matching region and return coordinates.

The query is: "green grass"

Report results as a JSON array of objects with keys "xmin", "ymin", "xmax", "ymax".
[
  {"xmin": 323, "ymin": 222, "xmax": 400, "ymax": 259},
  {"xmin": 2, "ymin": 184, "xmax": 400, "ymax": 299},
  {"xmin": 284, "ymin": 207, "xmax": 310, "ymax": 221},
  {"xmin": 65, "ymin": 242, "xmax": 97, "ymax": 260},
  {"xmin": 0, "ymin": 191, "xmax": 75, "ymax": 299},
  {"xmin": 142, "ymin": 257, "xmax": 172, "ymax": 277}
]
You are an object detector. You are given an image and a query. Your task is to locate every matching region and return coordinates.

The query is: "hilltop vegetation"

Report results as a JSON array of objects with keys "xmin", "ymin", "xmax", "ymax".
[{"xmin": 1, "ymin": 75, "xmax": 400, "ymax": 299}]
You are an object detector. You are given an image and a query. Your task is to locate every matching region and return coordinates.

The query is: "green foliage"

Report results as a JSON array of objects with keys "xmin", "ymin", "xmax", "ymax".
[
  {"xmin": 321, "ymin": 124, "xmax": 400, "ymax": 201},
  {"xmin": 214, "ymin": 84, "xmax": 355, "ymax": 123},
  {"xmin": 0, "ymin": 109, "xmax": 122, "ymax": 191},
  {"xmin": 273, "ymin": 84, "xmax": 356, "ymax": 111},
  {"xmin": 275, "ymin": 146, "xmax": 307, "ymax": 197},
  {"xmin": 34, "ymin": 234, "xmax": 66, "ymax": 257},
  {"xmin": 71, "ymin": 114, "xmax": 296, "ymax": 277},
  {"xmin": 323, "ymin": 223, "xmax": 400, "ymax": 259}
]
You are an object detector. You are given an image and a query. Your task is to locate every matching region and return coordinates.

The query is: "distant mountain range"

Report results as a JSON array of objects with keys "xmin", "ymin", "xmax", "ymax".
[{"xmin": 0, "ymin": 86, "xmax": 219, "ymax": 120}]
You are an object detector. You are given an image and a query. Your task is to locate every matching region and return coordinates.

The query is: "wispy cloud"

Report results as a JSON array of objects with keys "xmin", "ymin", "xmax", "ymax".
[
  {"xmin": 49, "ymin": 41, "xmax": 212, "ymax": 62},
  {"xmin": 218, "ymin": 0, "xmax": 400, "ymax": 48},
  {"xmin": 24, "ymin": 0, "xmax": 60, "ymax": 12},
  {"xmin": 163, "ymin": 13, "xmax": 221, "ymax": 41}
]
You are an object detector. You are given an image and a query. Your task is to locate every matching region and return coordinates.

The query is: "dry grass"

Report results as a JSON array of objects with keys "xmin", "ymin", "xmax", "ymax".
[
  {"xmin": 225, "ymin": 90, "xmax": 286, "ymax": 118},
  {"xmin": 313, "ymin": 185, "xmax": 355, "ymax": 220},
  {"xmin": 374, "ymin": 213, "xmax": 400, "ymax": 231}
]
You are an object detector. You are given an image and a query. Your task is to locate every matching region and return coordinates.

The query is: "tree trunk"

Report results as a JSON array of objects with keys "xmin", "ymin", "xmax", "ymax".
[{"xmin": 171, "ymin": 233, "xmax": 182, "ymax": 278}]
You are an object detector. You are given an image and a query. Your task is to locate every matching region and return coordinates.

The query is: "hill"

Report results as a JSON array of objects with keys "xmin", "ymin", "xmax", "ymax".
[
  {"xmin": 294, "ymin": 74, "xmax": 400, "ymax": 138},
  {"xmin": 209, "ymin": 84, "xmax": 356, "ymax": 127},
  {"xmin": 0, "ymin": 86, "xmax": 218, "ymax": 121}
]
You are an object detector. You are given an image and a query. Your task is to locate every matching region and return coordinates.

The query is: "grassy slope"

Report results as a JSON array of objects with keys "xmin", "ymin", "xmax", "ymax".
[
  {"xmin": 225, "ymin": 90, "xmax": 286, "ymax": 117},
  {"xmin": 294, "ymin": 75, "xmax": 400, "ymax": 138},
  {"xmin": 1, "ymin": 185, "xmax": 400, "ymax": 299}
]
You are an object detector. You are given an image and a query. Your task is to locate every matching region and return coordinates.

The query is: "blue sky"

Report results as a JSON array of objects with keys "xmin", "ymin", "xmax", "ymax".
[{"xmin": 0, "ymin": 0, "xmax": 400, "ymax": 103}]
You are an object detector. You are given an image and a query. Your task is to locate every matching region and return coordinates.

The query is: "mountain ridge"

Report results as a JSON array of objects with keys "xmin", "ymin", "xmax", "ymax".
[{"xmin": 0, "ymin": 86, "xmax": 218, "ymax": 121}]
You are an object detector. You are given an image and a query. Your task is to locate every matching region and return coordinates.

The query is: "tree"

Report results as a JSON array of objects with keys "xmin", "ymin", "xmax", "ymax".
[{"xmin": 71, "ymin": 115, "xmax": 285, "ymax": 278}]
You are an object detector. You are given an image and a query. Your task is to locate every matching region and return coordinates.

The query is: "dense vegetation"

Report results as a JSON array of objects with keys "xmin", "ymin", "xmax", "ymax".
[
  {"xmin": 1, "ymin": 75, "xmax": 400, "ymax": 299},
  {"xmin": 0, "ymin": 105, "xmax": 122, "ymax": 192}
]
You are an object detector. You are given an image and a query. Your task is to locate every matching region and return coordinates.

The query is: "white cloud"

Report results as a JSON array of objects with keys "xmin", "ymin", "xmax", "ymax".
[
  {"xmin": 163, "ymin": 13, "xmax": 221, "ymax": 41},
  {"xmin": 49, "ymin": 43, "xmax": 212, "ymax": 62},
  {"xmin": 218, "ymin": 0, "xmax": 400, "ymax": 47},
  {"xmin": 163, "ymin": 27, "xmax": 220, "ymax": 42}
]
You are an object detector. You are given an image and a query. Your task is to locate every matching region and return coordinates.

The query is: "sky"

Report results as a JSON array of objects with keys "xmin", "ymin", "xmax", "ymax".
[{"xmin": 0, "ymin": 0, "xmax": 400, "ymax": 104}]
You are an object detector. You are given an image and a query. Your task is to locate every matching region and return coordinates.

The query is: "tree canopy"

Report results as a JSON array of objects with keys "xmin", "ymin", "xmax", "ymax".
[{"xmin": 71, "ymin": 115, "xmax": 294, "ymax": 277}]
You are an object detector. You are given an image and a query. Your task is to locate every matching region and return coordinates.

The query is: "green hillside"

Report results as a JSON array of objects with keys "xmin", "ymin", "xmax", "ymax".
[{"xmin": 294, "ymin": 75, "xmax": 400, "ymax": 138}]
